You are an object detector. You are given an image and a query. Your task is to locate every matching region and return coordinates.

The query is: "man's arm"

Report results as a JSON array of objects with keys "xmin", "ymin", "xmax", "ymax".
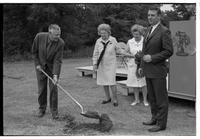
[
  {"xmin": 92, "ymin": 40, "xmax": 100, "ymax": 71},
  {"xmin": 150, "ymin": 29, "xmax": 174, "ymax": 63}
]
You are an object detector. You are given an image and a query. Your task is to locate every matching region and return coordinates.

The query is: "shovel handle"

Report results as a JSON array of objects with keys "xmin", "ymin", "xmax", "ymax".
[{"xmin": 38, "ymin": 68, "xmax": 84, "ymax": 113}]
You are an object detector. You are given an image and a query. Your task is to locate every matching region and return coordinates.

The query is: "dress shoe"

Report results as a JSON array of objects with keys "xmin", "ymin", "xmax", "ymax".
[
  {"xmin": 113, "ymin": 102, "xmax": 118, "ymax": 107},
  {"xmin": 102, "ymin": 99, "xmax": 111, "ymax": 104},
  {"xmin": 36, "ymin": 111, "xmax": 45, "ymax": 118},
  {"xmin": 148, "ymin": 125, "xmax": 166, "ymax": 132},
  {"xmin": 143, "ymin": 120, "xmax": 157, "ymax": 125},
  {"xmin": 143, "ymin": 101, "xmax": 149, "ymax": 106},
  {"xmin": 130, "ymin": 101, "xmax": 140, "ymax": 106}
]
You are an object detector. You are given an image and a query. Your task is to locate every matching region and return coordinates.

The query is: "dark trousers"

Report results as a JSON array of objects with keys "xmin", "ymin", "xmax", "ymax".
[
  {"xmin": 36, "ymin": 66, "xmax": 58, "ymax": 115},
  {"xmin": 146, "ymin": 77, "xmax": 168, "ymax": 128}
]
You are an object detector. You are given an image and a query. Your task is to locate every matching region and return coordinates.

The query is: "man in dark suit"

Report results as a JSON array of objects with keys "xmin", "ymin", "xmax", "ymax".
[
  {"xmin": 141, "ymin": 7, "xmax": 173, "ymax": 132},
  {"xmin": 32, "ymin": 24, "xmax": 64, "ymax": 119}
]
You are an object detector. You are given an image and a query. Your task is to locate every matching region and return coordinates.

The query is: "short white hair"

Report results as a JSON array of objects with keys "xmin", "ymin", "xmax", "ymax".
[
  {"xmin": 48, "ymin": 24, "xmax": 61, "ymax": 33},
  {"xmin": 130, "ymin": 24, "xmax": 144, "ymax": 35},
  {"xmin": 97, "ymin": 23, "xmax": 111, "ymax": 35}
]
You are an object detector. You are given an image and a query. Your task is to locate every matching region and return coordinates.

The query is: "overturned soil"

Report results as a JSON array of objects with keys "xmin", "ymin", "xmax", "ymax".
[{"xmin": 60, "ymin": 113, "xmax": 112, "ymax": 135}]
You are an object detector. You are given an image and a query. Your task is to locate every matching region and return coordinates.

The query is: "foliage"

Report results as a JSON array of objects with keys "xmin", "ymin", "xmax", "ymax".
[
  {"xmin": 3, "ymin": 3, "xmax": 195, "ymax": 60},
  {"xmin": 163, "ymin": 3, "xmax": 196, "ymax": 22}
]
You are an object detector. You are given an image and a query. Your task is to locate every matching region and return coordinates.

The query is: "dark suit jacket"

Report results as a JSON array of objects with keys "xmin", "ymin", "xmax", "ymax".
[
  {"xmin": 32, "ymin": 32, "xmax": 65, "ymax": 76},
  {"xmin": 141, "ymin": 24, "xmax": 173, "ymax": 78}
]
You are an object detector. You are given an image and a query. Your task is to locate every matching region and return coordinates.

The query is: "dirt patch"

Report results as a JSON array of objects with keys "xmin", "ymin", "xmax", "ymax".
[
  {"xmin": 57, "ymin": 114, "xmax": 113, "ymax": 135},
  {"xmin": 59, "ymin": 113, "xmax": 113, "ymax": 134}
]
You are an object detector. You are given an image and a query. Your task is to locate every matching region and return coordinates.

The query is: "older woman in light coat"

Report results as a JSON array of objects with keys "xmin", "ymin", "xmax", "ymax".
[{"xmin": 92, "ymin": 23, "xmax": 123, "ymax": 107}]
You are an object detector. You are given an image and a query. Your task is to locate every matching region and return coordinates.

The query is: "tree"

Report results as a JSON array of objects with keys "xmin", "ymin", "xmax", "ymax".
[
  {"xmin": 3, "ymin": 4, "xmax": 32, "ymax": 56},
  {"xmin": 164, "ymin": 3, "xmax": 196, "ymax": 21},
  {"xmin": 3, "ymin": 3, "xmax": 170, "ymax": 59}
]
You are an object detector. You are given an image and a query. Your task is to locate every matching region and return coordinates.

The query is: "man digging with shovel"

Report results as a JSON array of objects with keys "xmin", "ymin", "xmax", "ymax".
[
  {"xmin": 32, "ymin": 24, "xmax": 113, "ymax": 132},
  {"xmin": 32, "ymin": 24, "xmax": 64, "ymax": 120}
]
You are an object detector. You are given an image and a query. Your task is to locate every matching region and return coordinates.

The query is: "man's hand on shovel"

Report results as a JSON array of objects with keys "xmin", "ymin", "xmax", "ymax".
[
  {"xmin": 36, "ymin": 65, "xmax": 42, "ymax": 71},
  {"xmin": 53, "ymin": 75, "xmax": 58, "ymax": 85},
  {"xmin": 36, "ymin": 65, "xmax": 58, "ymax": 85}
]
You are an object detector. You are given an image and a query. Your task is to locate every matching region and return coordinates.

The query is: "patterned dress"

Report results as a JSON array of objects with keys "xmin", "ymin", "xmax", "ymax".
[{"xmin": 126, "ymin": 37, "xmax": 146, "ymax": 87}]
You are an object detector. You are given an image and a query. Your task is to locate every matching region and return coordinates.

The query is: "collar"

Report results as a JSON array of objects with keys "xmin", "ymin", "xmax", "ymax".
[
  {"xmin": 48, "ymin": 33, "xmax": 60, "ymax": 43},
  {"xmin": 152, "ymin": 21, "xmax": 160, "ymax": 30},
  {"xmin": 130, "ymin": 36, "xmax": 143, "ymax": 44},
  {"xmin": 100, "ymin": 36, "xmax": 111, "ymax": 43}
]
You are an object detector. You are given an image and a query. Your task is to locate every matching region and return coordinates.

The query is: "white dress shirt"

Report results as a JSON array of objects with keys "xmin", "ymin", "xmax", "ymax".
[{"xmin": 150, "ymin": 21, "xmax": 160, "ymax": 35}]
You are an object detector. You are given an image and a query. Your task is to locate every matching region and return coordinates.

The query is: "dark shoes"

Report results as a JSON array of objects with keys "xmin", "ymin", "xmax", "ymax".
[
  {"xmin": 101, "ymin": 99, "xmax": 118, "ymax": 107},
  {"xmin": 101, "ymin": 99, "xmax": 111, "ymax": 104},
  {"xmin": 143, "ymin": 120, "xmax": 157, "ymax": 125},
  {"xmin": 102, "ymin": 99, "xmax": 118, "ymax": 107},
  {"xmin": 36, "ymin": 110, "xmax": 59, "ymax": 120},
  {"xmin": 36, "ymin": 110, "xmax": 45, "ymax": 118},
  {"xmin": 143, "ymin": 119, "xmax": 166, "ymax": 132},
  {"xmin": 113, "ymin": 102, "xmax": 118, "ymax": 107},
  {"xmin": 148, "ymin": 125, "xmax": 166, "ymax": 132}
]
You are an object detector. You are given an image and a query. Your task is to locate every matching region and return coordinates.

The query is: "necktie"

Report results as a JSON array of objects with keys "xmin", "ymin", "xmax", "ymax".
[
  {"xmin": 147, "ymin": 26, "xmax": 153, "ymax": 39},
  {"xmin": 97, "ymin": 41, "xmax": 110, "ymax": 68}
]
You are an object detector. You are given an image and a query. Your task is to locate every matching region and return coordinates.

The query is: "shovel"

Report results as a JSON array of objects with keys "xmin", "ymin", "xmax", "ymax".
[{"xmin": 37, "ymin": 67, "xmax": 100, "ymax": 119}]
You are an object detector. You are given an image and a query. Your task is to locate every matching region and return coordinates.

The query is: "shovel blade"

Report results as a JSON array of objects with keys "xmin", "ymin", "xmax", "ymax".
[{"xmin": 80, "ymin": 111, "xmax": 100, "ymax": 119}]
